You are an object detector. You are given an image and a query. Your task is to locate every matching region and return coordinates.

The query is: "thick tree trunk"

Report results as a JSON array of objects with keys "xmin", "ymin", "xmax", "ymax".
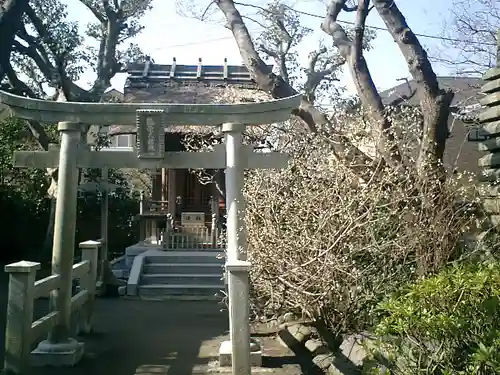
[
  {"xmin": 321, "ymin": 0, "xmax": 403, "ymax": 171},
  {"xmin": 215, "ymin": 0, "xmax": 374, "ymax": 177},
  {"xmin": 372, "ymin": 0, "xmax": 454, "ymax": 179},
  {"xmin": 0, "ymin": 0, "xmax": 29, "ymax": 82}
]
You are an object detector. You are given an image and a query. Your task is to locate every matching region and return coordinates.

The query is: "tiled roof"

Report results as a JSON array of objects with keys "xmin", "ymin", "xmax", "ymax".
[
  {"xmin": 379, "ymin": 76, "xmax": 483, "ymax": 108},
  {"xmin": 125, "ymin": 57, "xmax": 271, "ymax": 89},
  {"xmin": 110, "ymin": 58, "xmax": 273, "ymax": 136},
  {"xmin": 379, "ymin": 76, "xmax": 485, "ymax": 176}
]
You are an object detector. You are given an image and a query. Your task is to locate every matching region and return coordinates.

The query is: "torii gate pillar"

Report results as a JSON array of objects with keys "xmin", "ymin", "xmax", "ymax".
[
  {"xmin": 32, "ymin": 122, "xmax": 84, "ymax": 365},
  {"xmin": 219, "ymin": 123, "xmax": 252, "ymax": 374}
]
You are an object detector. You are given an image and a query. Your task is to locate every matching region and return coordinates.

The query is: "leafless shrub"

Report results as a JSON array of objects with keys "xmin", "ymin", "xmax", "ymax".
[{"xmin": 244, "ymin": 109, "xmax": 481, "ymax": 336}]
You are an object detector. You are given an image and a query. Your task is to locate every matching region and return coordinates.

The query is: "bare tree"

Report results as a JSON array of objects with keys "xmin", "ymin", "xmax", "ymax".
[
  {"xmin": 321, "ymin": 0, "xmax": 453, "ymax": 180},
  {"xmin": 202, "ymin": 0, "xmax": 375, "ymax": 176},
  {"xmin": 3, "ymin": 0, "xmax": 152, "ymax": 279},
  {"xmin": 373, "ymin": 0, "xmax": 454, "ymax": 179},
  {"xmin": 321, "ymin": 0, "xmax": 403, "ymax": 169},
  {"xmin": 435, "ymin": 0, "xmax": 499, "ymax": 75}
]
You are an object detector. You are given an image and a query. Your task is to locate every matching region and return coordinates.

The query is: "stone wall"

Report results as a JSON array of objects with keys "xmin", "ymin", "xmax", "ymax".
[{"xmin": 477, "ymin": 66, "xmax": 500, "ymax": 228}]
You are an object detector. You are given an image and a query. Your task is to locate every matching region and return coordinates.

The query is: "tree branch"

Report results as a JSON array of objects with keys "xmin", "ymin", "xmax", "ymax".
[
  {"xmin": 215, "ymin": 0, "xmax": 375, "ymax": 177},
  {"xmin": 0, "ymin": 0, "xmax": 29, "ymax": 82},
  {"xmin": 88, "ymin": 6, "xmax": 122, "ymax": 96},
  {"xmin": 321, "ymin": 0, "xmax": 403, "ymax": 168},
  {"xmin": 102, "ymin": 0, "xmax": 116, "ymax": 19},
  {"xmin": 304, "ymin": 47, "xmax": 343, "ymax": 102},
  {"xmin": 259, "ymin": 44, "xmax": 278, "ymax": 59},
  {"xmin": 3, "ymin": 63, "xmax": 51, "ymax": 150},
  {"xmin": 80, "ymin": 0, "xmax": 105, "ymax": 22},
  {"xmin": 14, "ymin": 6, "xmax": 93, "ymax": 101}
]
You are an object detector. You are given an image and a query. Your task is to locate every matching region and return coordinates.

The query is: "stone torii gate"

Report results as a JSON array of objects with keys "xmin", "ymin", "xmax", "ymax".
[{"xmin": 0, "ymin": 90, "xmax": 301, "ymax": 375}]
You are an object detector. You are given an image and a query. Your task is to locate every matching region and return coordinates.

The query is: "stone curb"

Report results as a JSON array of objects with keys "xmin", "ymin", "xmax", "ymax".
[{"xmin": 276, "ymin": 321, "xmax": 369, "ymax": 375}]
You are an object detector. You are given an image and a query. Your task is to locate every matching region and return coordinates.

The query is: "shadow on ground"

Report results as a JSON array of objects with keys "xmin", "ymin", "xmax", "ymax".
[{"xmin": 0, "ymin": 267, "xmax": 306, "ymax": 375}]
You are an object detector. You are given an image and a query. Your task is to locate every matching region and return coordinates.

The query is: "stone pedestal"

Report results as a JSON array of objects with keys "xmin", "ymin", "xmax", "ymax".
[
  {"xmin": 31, "ymin": 338, "xmax": 84, "ymax": 367},
  {"xmin": 219, "ymin": 339, "xmax": 262, "ymax": 367}
]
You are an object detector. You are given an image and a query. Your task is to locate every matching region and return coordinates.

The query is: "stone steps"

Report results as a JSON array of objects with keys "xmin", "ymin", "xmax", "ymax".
[
  {"xmin": 132, "ymin": 250, "xmax": 226, "ymax": 300},
  {"xmin": 138, "ymin": 284, "xmax": 223, "ymax": 298},
  {"xmin": 146, "ymin": 250, "xmax": 225, "ymax": 264},
  {"xmin": 143, "ymin": 262, "xmax": 223, "ymax": 274},
  {"xmin": 141, "ymin": 273, "xmax": 223, "ymax": 285}
]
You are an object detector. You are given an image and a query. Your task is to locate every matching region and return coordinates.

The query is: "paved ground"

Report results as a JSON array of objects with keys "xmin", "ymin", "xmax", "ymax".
[{"xmin": 0, "ymin": 266, "xmax": 314, "ymax": 375}]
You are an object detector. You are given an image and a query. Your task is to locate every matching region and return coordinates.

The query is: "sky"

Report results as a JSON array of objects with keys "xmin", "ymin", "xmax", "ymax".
[{"xmin": 62, "ymin": 0, "xmax": 465, "ymax": 98}]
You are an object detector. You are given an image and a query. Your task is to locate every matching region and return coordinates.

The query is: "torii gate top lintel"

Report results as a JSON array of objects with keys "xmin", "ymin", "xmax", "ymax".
[
  {"xmin": 1, "ymin": 89, "xmax": 298, "ymax": 375},
  {"xmin": 0, "ymin": 90, "xmax": 301, "ymax": 126}
]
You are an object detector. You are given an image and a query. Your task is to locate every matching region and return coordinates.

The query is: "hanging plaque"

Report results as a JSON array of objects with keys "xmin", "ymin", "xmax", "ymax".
[{"xmin": 136, "ymin": 109, "xmax": 165, "ymax": 159}]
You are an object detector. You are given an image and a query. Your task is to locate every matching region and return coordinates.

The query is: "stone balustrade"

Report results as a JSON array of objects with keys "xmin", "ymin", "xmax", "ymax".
[{"xmin": 3, "ymin": 240, "xmax": 101, "ymax": 374}]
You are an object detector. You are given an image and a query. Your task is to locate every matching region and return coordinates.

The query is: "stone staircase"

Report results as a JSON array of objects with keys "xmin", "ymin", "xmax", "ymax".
[{"xmin": 128, "ymin": 249, "xmax": 226, "ymax": 299}]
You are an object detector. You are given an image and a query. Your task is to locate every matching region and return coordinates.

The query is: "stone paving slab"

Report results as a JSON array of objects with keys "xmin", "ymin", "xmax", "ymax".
[
  {"xmin": 28, "ymin": 298, "xmax": 304, "ymax": 375},
  {"xmin": 0, "ymin": 267, "xmax": 308, "ymax": 375}
]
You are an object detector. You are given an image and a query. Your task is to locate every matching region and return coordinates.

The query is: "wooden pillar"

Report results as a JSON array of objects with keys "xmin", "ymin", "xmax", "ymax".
[
  {"xmin": 167, "ymin": 169, "xmax": 176, "ymax": 221},
  {"xmin": 211, "ymin": 171, "xmax": 220, "ymax": 245},
  {"xmin": 161, "ymin": 168, "xmax": 167, "ymax": 210},
  {"xmin": 151, "ymin": 169, "xmax": 162, "ymax": 201}
]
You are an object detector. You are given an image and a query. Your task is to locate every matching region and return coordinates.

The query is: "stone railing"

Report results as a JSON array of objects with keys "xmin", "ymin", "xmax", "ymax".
[
  {"xmin": 3, "ymin": 240, "xmax": 100, "ymax": 375},
  {"xmin": 89, "ymin": 239, "xmax": 106, "ymax": 294}
]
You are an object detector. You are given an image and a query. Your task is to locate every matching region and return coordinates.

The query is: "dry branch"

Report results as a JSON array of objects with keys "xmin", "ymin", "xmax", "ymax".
[{"xmin": 245, "ymin": 122, "xmax": 480, "ymax": 334}]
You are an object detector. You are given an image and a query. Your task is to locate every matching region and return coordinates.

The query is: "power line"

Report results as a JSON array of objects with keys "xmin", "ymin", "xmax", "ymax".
[
  {"xmin": 287, "ymin": 6, "xmax": 496, "ymax": 46},
  {"xmin": 148, "ymin": 28, "xmax": 260, "ymax": 51},
  {"xmin": 149, "ymin": 6, "xmax": 496, "ymax": 52},
  {"xmin": 149, "ymin": 36, "xmax": 236, "ymax": 51}
]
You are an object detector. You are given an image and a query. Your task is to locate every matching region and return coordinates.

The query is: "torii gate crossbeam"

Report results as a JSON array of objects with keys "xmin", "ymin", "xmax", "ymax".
[{"xmin": 0, "ymin": 90, "xmax": 301, "ymax": 375}]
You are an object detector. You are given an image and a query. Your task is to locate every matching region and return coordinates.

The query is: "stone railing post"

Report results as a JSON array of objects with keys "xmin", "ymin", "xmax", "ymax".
[
  {"xmin": 4, "ymin": 261, "xmax": 40, "ymax": 375},
  {"xmin": 78, "ymin": 240, "xmax": 99, "ymax": 334}
]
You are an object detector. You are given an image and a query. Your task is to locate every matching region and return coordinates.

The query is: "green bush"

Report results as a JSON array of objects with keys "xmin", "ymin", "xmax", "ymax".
[{"xmin": 370, "ymin": 262, "xmax": 500, "ymax": 374}]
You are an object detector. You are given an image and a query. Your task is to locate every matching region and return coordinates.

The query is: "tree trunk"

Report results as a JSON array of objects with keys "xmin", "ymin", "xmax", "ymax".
[
  {"xmin": 372, "ymin": 0, "xmax": 454, "ymax": 179},
  {"xmin": 0, "ymin": 0, "xmax": 29, "ymax": 82},
  {"xmin": 320, "ymin": 0, "xmax": 404, "ymax": 171},
  {"xmin": 215, "ymin": 0, "xmax": 374, "ymax": 178}
]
